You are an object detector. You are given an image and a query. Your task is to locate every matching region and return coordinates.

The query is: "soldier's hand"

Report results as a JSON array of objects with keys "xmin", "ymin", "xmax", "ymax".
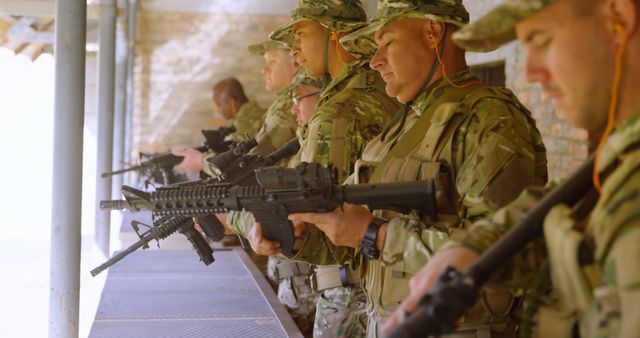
[
  {"xmin": 382, "ymin": 246, "xmax": 479, "ymax": 334},
  {"xmin": 248, "ymin": 222, "xmax": 281, "ymax": 255},
  {"xmin": 215, "ymin": 213, "xmax": 234, "ymax": 234},
  {"xmin": 171, "ymin": 148, "xmax": 203, "ymax": 172},
  {"xmin": 288, "ymin": 203, "xmax": 373, "ymax": 248}
]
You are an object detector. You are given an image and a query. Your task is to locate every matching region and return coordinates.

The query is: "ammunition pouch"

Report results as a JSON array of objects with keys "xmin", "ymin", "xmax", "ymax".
[{"xmin": 538, "ymin": 204, "xmax": 599, "ymax": 338}]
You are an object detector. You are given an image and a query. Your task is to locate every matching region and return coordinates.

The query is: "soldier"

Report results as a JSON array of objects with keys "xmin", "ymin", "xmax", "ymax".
[
  {"xmin": 285, "ymin": 0, "xmax": 549, "ymax": 337},
  {"xmin": 385, "ymin": 0, "xmax": 640, "ymax": 337},
  {"xmin": 172, "ymin": 77, "xmax": 266, "ymax": 173},
  {"xmin": 246, "ymin": 40, "xmax": 301, "ymax": 156},
  {"xmin": 232, "ymin": 1, "xmax": 402, "ymax": 337},
  {"xmin": 263, "ymin": 70, "xmax": 324, "ymax": 337}
]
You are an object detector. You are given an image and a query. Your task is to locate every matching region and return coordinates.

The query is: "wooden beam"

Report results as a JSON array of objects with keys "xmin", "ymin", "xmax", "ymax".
[{"xmin": 141, "ymin": 0, "xmax": 297, "ymax": 16}]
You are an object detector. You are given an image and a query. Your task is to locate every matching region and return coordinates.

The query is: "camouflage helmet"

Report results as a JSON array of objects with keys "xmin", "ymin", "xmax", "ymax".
[
  {"xmin": 341, "ymin": 0, "xmax": 469, "ymax": 52},
  {"xmin": 247, "ymin": 40, "xmax": 290, "ymax": 56},
  {"xmin": 291, "ymin": 69, "xmax": 323, "ymax": 90},
  {"xmin": 269, "ymin": 0, "xmax": 368, "ymax": 46},
  {"xmin": 452, "ymin": 0, "xmax": 551, "ymax": 52}
]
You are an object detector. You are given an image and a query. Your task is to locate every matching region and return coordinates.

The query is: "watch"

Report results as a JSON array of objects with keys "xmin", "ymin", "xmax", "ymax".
[{"xmin": 358, "ymin": 217, "xmax": 387, "ymax": 260}]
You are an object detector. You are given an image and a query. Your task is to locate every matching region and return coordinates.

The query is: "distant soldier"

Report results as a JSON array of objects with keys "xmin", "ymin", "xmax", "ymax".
[
  {"xmin": 386, "ymin": 1, "xmax": 640, "ymax": 338},
  {"xmin": 172, "ymin": 77, "xmax": 265, "ymax": 174},
  {"xmin": 287, "ymin": 0, "xmax": 548, "ymax": 337}
]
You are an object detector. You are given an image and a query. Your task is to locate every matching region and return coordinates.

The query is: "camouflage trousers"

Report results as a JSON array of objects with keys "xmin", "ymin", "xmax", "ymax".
[
  {"xmin": 314, "ymin": 284, "xmax": 367, "ymax": 338},
  {"xmin": 267, "ymin": 256, "xmax": 318, "ymax": 336}
]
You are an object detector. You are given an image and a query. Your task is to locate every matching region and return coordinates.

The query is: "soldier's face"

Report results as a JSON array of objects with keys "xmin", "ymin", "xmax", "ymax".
[
  {"xmin": 291, "ymin": 85, "xmax": 321, "ymax": 125},
  {"xmin": 516, "ymin": 0, "xmax": 614, "ymax": 132},
  {"xmin": 262, "ymin": 49, "xmax": 298, "ymax": 93},
  {"xmin": 293, "ymin": 20, "xmax": 329, "ymax": 78},
  {"xmin": 371, "ymin": 18, "xmax": 436, "ymax": 103}
]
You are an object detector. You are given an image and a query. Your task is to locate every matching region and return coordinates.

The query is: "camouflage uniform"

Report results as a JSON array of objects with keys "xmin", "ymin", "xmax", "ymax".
[
  {"xmin": 201, "ymin": 100, "xmax": 266, "ymax": 177},
  {"xmin": 291, "ymin": 1, "xmax": 549, "ymax": 337},
  {"xmin": 247, "ymin": 40, "xmax": 299, "ymax": 157},
  {"xmin": 442, "ymin": 1, "xmax": 640, "ymax": 337},
  {"xmin": 226, "ymin": 100, "xmax": 266, "ymax": 143},
  {"xmin": 271, "ymin": 2, "xmax": 401, "ymax": 337}
]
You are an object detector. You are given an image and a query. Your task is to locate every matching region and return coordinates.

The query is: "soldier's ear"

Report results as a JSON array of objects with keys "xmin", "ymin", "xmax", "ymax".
[
  {"xmin": 329, "ymin": 30, "xmax": 340, "ymax": 42},
  {"xmin": 605, "ymin": 0, "xmax": 637, "ymax": 42},
  {"xmin": 424, "ymin": 20, "xmax": 445, "ymax": 49}
]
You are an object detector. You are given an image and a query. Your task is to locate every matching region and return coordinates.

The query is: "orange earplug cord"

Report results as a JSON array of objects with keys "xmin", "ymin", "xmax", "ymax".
[{"xmin": 593, "ymin": 22, "xmax": 627, "ymax": 193}]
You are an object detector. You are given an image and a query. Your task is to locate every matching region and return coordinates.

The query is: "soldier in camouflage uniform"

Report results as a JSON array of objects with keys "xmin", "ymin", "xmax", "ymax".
[
  {"xmin": 234, "ymin": 1, "xmax": 402, "ymax": 337},
  {"xmin": 386, "ymin": 1, "xmax": 640, "ymax": 337},
  {"xmin": 264, "ymin": 71, "xmax": 324, "ymax": 337},
  {"xmin": 287, "ymin": 1, "xmax": 548, "ymax": 337},
  {"xmin": 173, "ymin": 77, "xmax": 266, "ymax": 174},
  {"xmin": 245, "ymin": 40, "xmax": 301, "ymax": 156}
]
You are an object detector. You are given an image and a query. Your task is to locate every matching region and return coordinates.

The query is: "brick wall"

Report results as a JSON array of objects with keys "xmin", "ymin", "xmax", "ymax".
[
  {"xmin": 131, "ymin": 1, "xmax": 588, "ymax": 181},
  {"xmin": 464, "ymin": 0, "xmax": 589, "ymax": 181},
  {"xmin": 131, "ymin": 11, "xmax": 289, "ymax": 154}
]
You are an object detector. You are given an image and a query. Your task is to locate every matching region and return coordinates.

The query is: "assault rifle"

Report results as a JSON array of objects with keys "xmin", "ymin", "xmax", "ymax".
[
  {"xmin": 194, "ymin": 137, "xmax": 300, "ymax": 243},
  {"xmin": 90, "ymin": 215, "xmax": 214, "ymax": 277},
  {"xmin": 207, "ymin": 137, "xmax": 301, "ymax": 185},
  {"xmin": 202, "ymin": 125, "xmax": 236, "ymax": 153},
  {"xmin": 101, "ymin": 162, "xmax": 438, "ymax": 256},
  {"xmin": 91, "ymin": 138, "xmax": 300, "ymax": 276},
  {"xmin": 388, "ymin": 156, "xmax": 596, "ymax": 338},
  {"xmin": 101, "ymin": 126, "xmax": 236, "ymax": 179}
]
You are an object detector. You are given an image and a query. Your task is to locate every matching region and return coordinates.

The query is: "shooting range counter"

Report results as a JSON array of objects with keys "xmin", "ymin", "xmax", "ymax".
[{"xmin": 89, "ymin": 248, "xmax": 302, "ymax": 338}]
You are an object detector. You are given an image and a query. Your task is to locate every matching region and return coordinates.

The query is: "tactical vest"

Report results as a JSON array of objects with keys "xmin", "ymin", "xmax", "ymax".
[
  {"xmin": 536, "ymin": 147, "xmax": 640, "ymax": 338},
  {"xmin": 357, "ymin": 85, "xmax": 527, "ymax": 338}
]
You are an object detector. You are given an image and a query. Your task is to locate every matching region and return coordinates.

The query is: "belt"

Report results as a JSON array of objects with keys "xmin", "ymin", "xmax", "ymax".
[
  {"xmin": 275, "ymin": 261, "xmax": 313, "ymax": 280},
  {"xmin": 311, "ymin": 264, "xmax": 360, "ymax": 292}
]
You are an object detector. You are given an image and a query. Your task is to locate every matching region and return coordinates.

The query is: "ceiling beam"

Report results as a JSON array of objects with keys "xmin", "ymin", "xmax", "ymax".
[{"xmin": 0, "ymin": 1, "xmax": 55, "ymax": 17}]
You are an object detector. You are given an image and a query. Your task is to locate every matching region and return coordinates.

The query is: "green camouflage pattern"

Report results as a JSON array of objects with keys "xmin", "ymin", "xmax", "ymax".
[
  {"xmin": 341, "ymin": 0, "xmax": 469, "ymax": 53},
  {"xmin": 247, "ymin": 40, "xmax": 290, "ymax": 56},
  {"xmin": 226, "ymin": 100, "xmax": 266, "ymax": 143},
  {"xmin": 266, "ymin": 256, "xmax": 317, "ymax": 336},
  {"xmin": 291, "ymin": 69, "xmax": 323, "ymax": 90},
  {"xmin": 292, "ymin": 70, "xmax": 548, "ymax": 337},
  {"xmin": 269, "ymin": 0, "xmax": 368, "ymax": 46},
  {"xmin": 447, "ymin": 112, "xmax": 640, "ymax": 337},
  {"xmin": 201, "ymin": 101, "xmax": 267, "ymax": 177},
  {"xmin": 452, "ymin": 0, "xmax": 552, "ymax": 52},
  {"xmin": 314, "ymin": 285, "xmax": 367, "ymax": 338},
  {"xmin": 296, "ymin": 60, "xmax": 400, "ymax": 182},
  {"xmin": 250, "ymin": 84, "xmax": 299, "ymax": 156}
]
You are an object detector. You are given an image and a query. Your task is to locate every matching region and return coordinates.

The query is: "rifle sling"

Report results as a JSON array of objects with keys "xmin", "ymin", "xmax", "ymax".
[{"xmin": 369, "ymin": 83, "xmax": 481, "ymax": 183}]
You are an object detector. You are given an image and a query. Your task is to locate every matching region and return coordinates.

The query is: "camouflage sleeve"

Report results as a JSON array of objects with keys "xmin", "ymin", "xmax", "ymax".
[
  {"xmin": 252, "ymin": 96, "xmax": 298, "ymax": 156},
  {"xmin": 290, "ymin": 225, "xmax": 356, "ymax": 265},
  {"xmin": 594, "ymin": 170, "xmax": 640, "ymax": 337},
  {"xmin": 454, "ymin": 97, "xmax": 547, "ymax": 218},
  {"xmin": 444, "ymin": 184, "xmax": 551, "ymax": 253},
  {"xmin": 226, "ymin": 210, "xmax": 255, "ymax": 238},
  {"xmin": 228, "ymin": 102, "xmax": 266, "ymax": 142},
  {"xmin": 298, "ymin": 89, "xmax": 384, "ymax": 182},
  {"xmin": 601, "ymin": 225, "xmax": 640, "ymax": 337},
  {"xmin": 380, "ymin": 97, "xmax": 548, "ymax": 274}
]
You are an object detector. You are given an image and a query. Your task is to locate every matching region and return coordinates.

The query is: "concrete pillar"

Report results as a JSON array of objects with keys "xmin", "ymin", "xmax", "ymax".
[
  {"xmin": 95, "ymin": 0, "xmax": 117, "ymax": 255},
  {"xmin": 48, "ymin": 0, "xmax": 86, "ymax": 337},
  {"xmin": 112, "ymin": 1, "xmax": 128, "ymax": 198},
  {"xmin": 123, "ymin": 0, "xmax": 137, "ymax": 186}
]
